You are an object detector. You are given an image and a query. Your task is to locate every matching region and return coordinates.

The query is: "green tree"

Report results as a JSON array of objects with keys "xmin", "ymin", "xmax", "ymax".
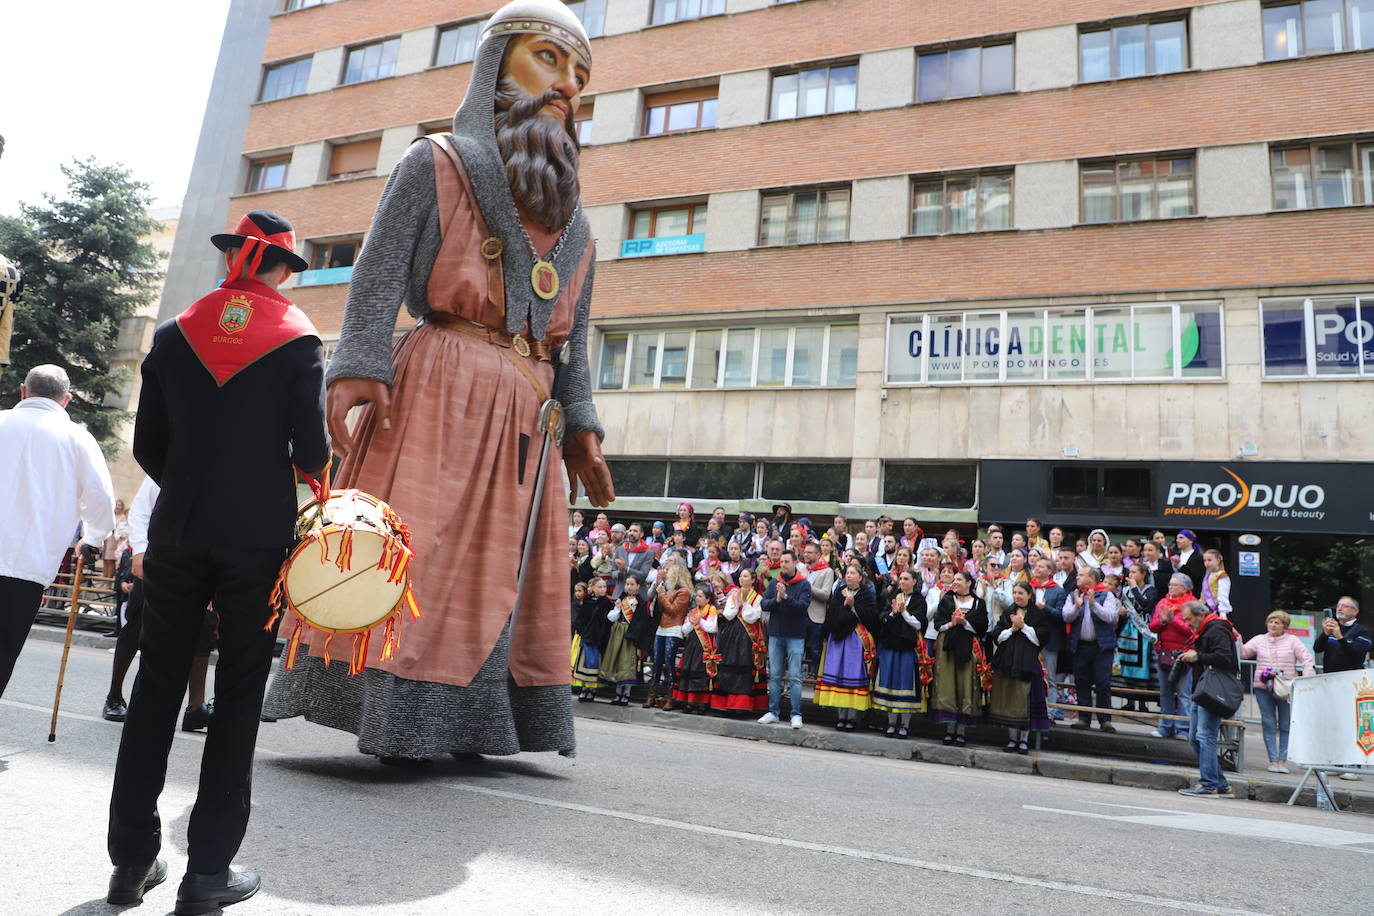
[{"xmin": 0, "ymin": 158, "xmax": 163, "ymax": 450}]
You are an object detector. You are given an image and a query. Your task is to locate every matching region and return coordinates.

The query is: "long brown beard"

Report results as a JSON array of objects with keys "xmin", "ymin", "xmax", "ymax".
[{"xmin": 493, "ymin": 76, "xmax": 581, "ymax": 233}]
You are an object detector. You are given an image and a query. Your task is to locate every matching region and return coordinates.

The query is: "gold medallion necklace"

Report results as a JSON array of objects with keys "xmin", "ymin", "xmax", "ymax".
[{"xmin": 517, "ymin": 204, "xmax": 581, "ymax": 301}]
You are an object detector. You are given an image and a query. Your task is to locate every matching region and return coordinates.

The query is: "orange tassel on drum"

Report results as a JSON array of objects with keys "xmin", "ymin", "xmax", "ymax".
[
  {"xmin": 264, "ymin": 573, "xmax": 286, "ymax": 631},
  {"xmin": 380, "ymin": 611, "xmax": 399, "ymax": 661},
  {"xmin": 283, "ymin": 625, "xmax": 304, "ymax": 670},
  {"xmin": 322, "ymin": 633, "xmax": 334, "ymax": 669},
  {"xmin": 388, "ymin": 545, "xmax": 412, "ymax": 585},
  {"xmin": 317, "ymin": 531, "xmax": 331, "ymax": 565},
  {"xmin": 348, "ymin": 630, "xmax": 370, "ymax": 677},
  {"xmin": 334, "ymin": 526, "xmax": 354, "ymax": 573},
  {"xmin": 403, "ymin": 589, "xmax": 423, "ymax": 621}
]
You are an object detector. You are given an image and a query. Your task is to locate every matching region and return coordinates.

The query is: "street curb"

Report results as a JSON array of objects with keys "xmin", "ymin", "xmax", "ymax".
[
  {"xmin": 574, "ymin": 703, "xmax": 1374, "ymax": 814},
  {"xmin": 28, "ymin": 622, "xmax": 117, "ymax": 652}
]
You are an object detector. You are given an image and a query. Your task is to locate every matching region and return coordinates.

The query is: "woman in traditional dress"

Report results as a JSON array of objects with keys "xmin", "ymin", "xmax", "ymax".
[
  {"xmin": 1079, "ymin": 528, "xmax": 1110, "ymax": 571},
  {"xmin": 988, "ymin": 582, "xmax": 1053, "ymax": 754},
  {"xmin": 711, "ymin": 569, "xmax": 767, "ymax": 715},
  {"xmin": 672, "ymin": 587, "xmax": 719, "ymax": 714},
  {"xmin": 815, "ymin": 563, "xmax": 879, "ymax": 729},
  {"xmin": 932, "ymin": 570, "xmax": 990, "ymax": 745},
  {"xmin": 1200, "ymin": 549, "xmax": 1232, "ymax": 617},
  {"xmin": 672, "ymin": 501, "xmax": 702, "ymax": 547},
  {"xmin": 600, "ymin": 574, "xmax": 652, "ymax": 705},
  {"xmin": 572, "ymin": 576, "xmax": 613, "ymax": 702},
  {"xmin": 873, "ymin": 569, "xmax": 928, "ymax": 737},
  {"xmin": 1100, "ymin": 543, "xmax": 1125, "ymax": 579},
  {"xmin": 899, "ymin": 517, "xmax": 922, "ymax": 551}
]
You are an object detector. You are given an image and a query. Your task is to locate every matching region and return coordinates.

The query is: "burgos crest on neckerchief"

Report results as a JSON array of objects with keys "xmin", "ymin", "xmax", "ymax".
[{"xmin": 219, "ymin": 295, "xmax": 254, "ymax": 335}]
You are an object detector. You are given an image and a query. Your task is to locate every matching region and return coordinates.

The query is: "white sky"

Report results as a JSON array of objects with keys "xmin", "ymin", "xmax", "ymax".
[{"xmin": 0, "ymin": 0, "xmax": 233, "ymax": 217}]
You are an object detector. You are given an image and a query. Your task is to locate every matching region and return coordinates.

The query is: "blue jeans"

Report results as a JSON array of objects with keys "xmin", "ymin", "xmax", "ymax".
[
  {"xmin": 652, "ymin": 635, "xmax": 682, "ymax": 690},
  {"xmin": 768, "ymin": 636, "xmax": 805, "ymax": 717},
  {"xmin": 1188, "ymin": 699, "xmax": 1229, "ymax": 791},
  {"xmin": 1157, "ymin": 659, "xmax": 1192, "ymax": 738},
  {"xmin": 1254, "ymin": 687, "xmax": 1291, "ymax": 763}
]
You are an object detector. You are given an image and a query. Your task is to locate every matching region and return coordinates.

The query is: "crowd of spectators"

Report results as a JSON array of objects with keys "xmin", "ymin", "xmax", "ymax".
[{"xmin": 568, "ymin": 504, "xmax": 1371, "ymax": 788}]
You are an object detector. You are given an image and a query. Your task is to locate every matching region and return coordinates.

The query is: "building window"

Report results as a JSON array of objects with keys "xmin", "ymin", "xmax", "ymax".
[
  {"xmin": 434, "ymin": 20, "xmax": 486, "ymax": 67},
  {"xmin": 911, "ymin": 172, "xmax": 1012, "ymax": 235},
  {"xmin": 916, "ymin": 42, "xmax": 1013, "ymax": 101},
  {"xmin": 1260, "ymin": 296, "xmax": 1374, "ymax": 377},
  {"xmin": 651, "ymin": 0, "xmax": 725, "ymax": 26},
  {"xmin": 1264, "ymin": 0, "xmax": 1374, "ymax": 59},
  {"xmin": 245, "ymin": 157, "xmax": 289, "ymax": 193},
  {"xmin": 630, "ymin": 204, "xmax": 707, "ymax": 239},
  {"xmin": 575, "ymin": 114, "xmax": 593, "ymax": 144},
  {"xmin": 1081, "ymin": 154, "xmax": 1194, "ymax": 223},
  {"xmin": 603, "ymin": 459, "xmax": 852, "ymax": 503},
  {"xmin": 598, "ymin": 323, "xmax": 857, "ymax": 390},
  {"xmin": 885, "ymin": 302, "xmax": 1225, "ymax": 385},
  {"xmin": 327, "ymin": 138, "xmax": 381, "ymax": 180},
  {"xmin": 770, "ymin": 63, "xmax": 858, "ymax": 119},
  {"xmin": 1080, "ymin": 18, "xmax": 1189, "ymax": 82},
  {"xmin": 310, "ymin": 239, "xmax": 361, "ymax": 271},
  {"xmin": 882, "ymin": 463, "xmax": 978, "ymax": 510},
  {"xmin": 642, "ymin": 87, "xmax": 717, "ymax": 135},
  {"xmin": 1271, "ymin": 138, "xmax": 1374, "ymax": 209},
  {"xmin": 260, "ymin": 58, "xmax": 312, "ymax": 102},
  {"xmin": 565, "ymin": 0, "xmax": 607, "ymax": 38},
  {"xmin": 1049, "ymin": 465, "xmax": 1153, "ymax": 513},
  {"xmin": 759, "ymin": 186, "xmax": 850, "ymax": 246},
  {"xmin": 285, "ymin": 0, "xmax": 326, "ymax": 10},
  {"xmin": 343, "ymin": 38, "xmax": 400, "ymax": 85}
]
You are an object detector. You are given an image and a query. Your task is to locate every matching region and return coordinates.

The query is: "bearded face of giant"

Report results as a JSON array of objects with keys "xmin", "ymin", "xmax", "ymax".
[{"xmin": 495, "ymin": 33, "xmax": 589, "ymax": 233}]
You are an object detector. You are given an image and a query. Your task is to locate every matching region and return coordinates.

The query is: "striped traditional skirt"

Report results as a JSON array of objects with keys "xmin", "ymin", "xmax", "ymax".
[
  {"xmin": 814, "ymin": 631, "xmax": 872, "ymax": 711},
  {"xmin": 932, "ymin": 632, "xmax": 983, "ymax": 725},
  {"xmin": 571, "ymin": 634, "xmax": 601, "ymax": 689},
  {"xmin": 872, "ymin": 645, "xmax": 924, "ymax": 713}
]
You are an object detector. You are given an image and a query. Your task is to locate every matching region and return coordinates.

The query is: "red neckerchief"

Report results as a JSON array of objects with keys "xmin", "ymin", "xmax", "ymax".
[
  {"xmin": 626, "ymin": 541, "xmax": 651, "ymax": 554},
  {"xmin": 175, "ymin": 277, "xmax": 316, "ymax": 386},
  {"xmin": 808, "ymin": 560, "xmax": 829, "ymax": 572},
  {"xmin": 1030, "ymin": 578, "xmax": 1056, "ymax": 590},
  {"xmin": 1157, "ymin": 591, "xmax": 1197, "ymax": 615},
  {"xmin": 1186, "ymin": 612, "xmax": 1237, "ymax": 648},
  {"xmin": 782, "ymin": 571, "xmax": 806, "ymax": 585},
  {"xmin": 764, "ymin": 558, "xmax": 781, "ymax": 570}
]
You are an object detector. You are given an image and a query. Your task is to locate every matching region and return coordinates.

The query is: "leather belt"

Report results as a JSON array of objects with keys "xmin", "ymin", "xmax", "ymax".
[
  {"xmin": 423, "ymin": 311, "xmax": 550, "ymax": 403},
  {"xmin": 424, "ymin": 311, "xmax": 550, "ymax": 361}
]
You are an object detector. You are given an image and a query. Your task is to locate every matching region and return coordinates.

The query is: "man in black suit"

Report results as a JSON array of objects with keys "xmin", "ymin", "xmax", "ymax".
[{"xmin": 106, "ymin": 211, "xmax": 328, "ymax": 913}]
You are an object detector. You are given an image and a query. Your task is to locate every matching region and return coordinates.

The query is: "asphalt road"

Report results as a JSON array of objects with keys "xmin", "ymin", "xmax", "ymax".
[{"xmin": 3, "ymin": 639, "xmax": 1373, "ymax": 916}]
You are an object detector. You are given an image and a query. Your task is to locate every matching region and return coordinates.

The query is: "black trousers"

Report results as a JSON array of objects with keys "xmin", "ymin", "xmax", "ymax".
[
  {"xmin": 108, "ymin": 544, "xmax": 285, "ymax": 873},
  {"xmin": 1073, "ymin": 640, "xmax": 1116, "ymax": 724},
  {"xmin": 0, "ymin": 575, "xmax": 46, "ymax": 699}
]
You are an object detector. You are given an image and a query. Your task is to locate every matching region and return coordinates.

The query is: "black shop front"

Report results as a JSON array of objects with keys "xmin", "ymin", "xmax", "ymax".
[{"xmin": 979, "ymin": 459, "xmax": 1374, "ymax": 636}]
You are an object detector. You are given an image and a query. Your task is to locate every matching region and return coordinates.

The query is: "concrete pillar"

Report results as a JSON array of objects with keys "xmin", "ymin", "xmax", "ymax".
[
  {"xmin": 1192, "ymin": 0, "xmax": 1262, "ymax": 70},
  {"xmin": 604, "ymin": 0, "xmax": 651, "ymax": 35},
  {"xmin": 377, "ymin": 124, "xmax": 421, "ymax": 175},
  {"xmin": 850, "ymin": 176, "xmax": 909, "ymax": 242},
  {"xmin": 285, "ymin": 140, "xmax": 327, "ymax": 189},
  {"xmin": 591, "ymin": 88, "xmax": 641, "ymax": 144},
  {"xmin": 584, "ymin": 203, "xmax": 626, "ymax": 261},
  {"xmin": 704, "ymin": 189, "xmax": 760, "ymax": 252},
  {"xmin": 307, "ymin": 46, "xmax": 344, "ymax": 93},
  {"xmin": 857, "ymin": 47, "xmax": 915, "ymax": 111},
  {"xmin": 1014, "ymin": 25, "xmax": 1077, "ymax": 92},
  {"xmin": 716, "ymin": 69, "xmax": 770, "ymax": 128},
  {"xmin": 395, "ymin": 26, "xmax": 437, "ymax": 77},
  {"xmin": 848, "ymin": 311, "xmax": 888, "ymax": 504},
  {"xmin": 1196, "ymin": 143, "xmax": 1272, "ymax": 217},
  {"xmin": 1013, "ymin": 160, "xmax": 1079, "ymax": 229}
]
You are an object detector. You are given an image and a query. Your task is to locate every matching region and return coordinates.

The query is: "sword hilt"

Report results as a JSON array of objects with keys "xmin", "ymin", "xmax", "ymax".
[{"xmin": 539, "ymin": 399, "xmax": 565, "ymax": 440}]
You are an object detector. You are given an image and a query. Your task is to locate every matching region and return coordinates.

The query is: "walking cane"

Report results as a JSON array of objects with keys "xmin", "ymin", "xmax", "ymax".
[
  {"xmin": 48, "ymin": 552, "xmax": 85, "ymax": 742},
  {"xmin": 509, "ymin": 400, "xmax": 565, "ymax": 641}
]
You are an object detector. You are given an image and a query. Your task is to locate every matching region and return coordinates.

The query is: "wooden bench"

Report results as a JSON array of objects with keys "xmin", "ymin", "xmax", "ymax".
[{"xmin": 1046, "ymin": 702, "xmax": 1246, "ymax": 771}]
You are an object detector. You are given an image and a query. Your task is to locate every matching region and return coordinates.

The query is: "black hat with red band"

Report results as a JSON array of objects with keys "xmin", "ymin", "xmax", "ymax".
[{"xmin": 211, "ymin": 210, "xmax": 310, "ymax": 281}]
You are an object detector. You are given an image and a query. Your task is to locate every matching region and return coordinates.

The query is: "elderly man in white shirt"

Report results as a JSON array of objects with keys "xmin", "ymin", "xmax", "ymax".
[{"xmin": 0, "ymin": 365, "xmax": 114, "ymax": 697}]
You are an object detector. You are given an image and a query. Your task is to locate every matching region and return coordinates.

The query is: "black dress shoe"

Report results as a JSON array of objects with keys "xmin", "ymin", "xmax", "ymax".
[
  {"xmin": 175, "ymin": 868, "xmax": 260, "ymax": 915},
  {"xmin": 107, "ymin": 857, "xmax": 168, "ymax": 905},
  {"xmin": 102, "ymin": 697, "xmax": 128, "ymax": 722},
  {"xmin": 181, "ymin": 703, "xmax": 212, "ymax": 731}
]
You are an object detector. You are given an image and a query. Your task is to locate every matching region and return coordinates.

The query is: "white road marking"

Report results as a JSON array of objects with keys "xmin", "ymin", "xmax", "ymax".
[
  {"xmin": 0, "ymin": 698, "xmax": 284, "ymax": 756},
  {"xmin": 1026, "ymin": 803, "xmax": 1374, "ymax": 853},
  {"xmin": 449, "ymin": 783, "xmax": 1267, "ymax": 914}
]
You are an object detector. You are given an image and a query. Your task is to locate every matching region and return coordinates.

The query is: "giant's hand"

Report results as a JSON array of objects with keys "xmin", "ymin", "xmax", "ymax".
[
  {"xmin": 564, "ymin": 430, "xmax": 614, "ymax": 507},
  {"xmin": 327, "ymin": 378, "xmax": 392, "ymax": 458}
]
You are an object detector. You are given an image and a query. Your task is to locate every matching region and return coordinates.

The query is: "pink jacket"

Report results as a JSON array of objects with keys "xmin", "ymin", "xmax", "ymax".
[{"xmin": 1240, "ymin": 632, "xmax": 1316, "ymax": 690}]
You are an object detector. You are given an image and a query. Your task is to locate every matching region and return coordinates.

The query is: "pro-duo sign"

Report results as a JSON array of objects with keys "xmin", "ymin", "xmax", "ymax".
[{"xmin": 1157, "ymin": 462, "xmax": 1372, "ymax": 534}]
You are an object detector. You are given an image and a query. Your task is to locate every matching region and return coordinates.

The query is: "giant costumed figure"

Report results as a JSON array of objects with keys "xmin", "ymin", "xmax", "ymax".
[{"xmin": 263, "ymin": 0, "xmax": 615, "ymax": 762}]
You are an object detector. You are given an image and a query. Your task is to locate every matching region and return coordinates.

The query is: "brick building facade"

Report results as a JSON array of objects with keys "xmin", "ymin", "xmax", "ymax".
[{"xmin": 162, "ymin": 0, "xmax": 1374, "ymax": 620}]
